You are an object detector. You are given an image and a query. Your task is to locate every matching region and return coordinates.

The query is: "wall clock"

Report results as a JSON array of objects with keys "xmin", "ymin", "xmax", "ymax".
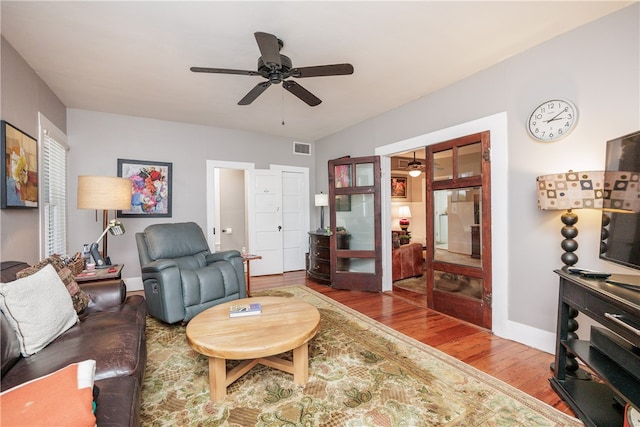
[{"xmin": 527, "ymin": 99, "xmax": 578, "ymax": 142}]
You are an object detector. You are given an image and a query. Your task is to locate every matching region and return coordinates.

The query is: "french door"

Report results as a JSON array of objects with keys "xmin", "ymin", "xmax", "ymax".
[
  {"xmin": 426, "ymin": 131, "xmax": 492, "ymax": 329},
  {"xmin": 328, "ymin": 156, "xmax": 382, "ymax": 291}
]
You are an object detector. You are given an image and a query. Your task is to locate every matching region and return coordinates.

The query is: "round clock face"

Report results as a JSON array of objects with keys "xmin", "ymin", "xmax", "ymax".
[{"xmin": 527, "ymin": 99, "xmax": 578, "ymax": 142}]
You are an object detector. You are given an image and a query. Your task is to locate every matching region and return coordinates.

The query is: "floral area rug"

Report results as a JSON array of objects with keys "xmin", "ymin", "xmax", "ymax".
[
  {"xmin": 393, "ymin": 275, "xmax": 427, "ymax": 294},
  {"xmin": 141, "ymin": 285, "xmax": 582, "ymax": 426}
]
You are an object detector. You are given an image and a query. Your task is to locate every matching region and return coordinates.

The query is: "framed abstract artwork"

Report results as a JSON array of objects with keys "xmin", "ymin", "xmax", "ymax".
[
  {"xmin": 1, "ymin": 121, "xmax": 38, "ymax": 208},
  {"xmin": 117, "ymin": 158, "xmax": 172, "ymax": 218}
]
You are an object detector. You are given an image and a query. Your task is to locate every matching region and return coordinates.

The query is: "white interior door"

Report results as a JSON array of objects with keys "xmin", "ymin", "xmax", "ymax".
[
  {"xmin": 282, "ymin": 171, "xmax": 306, "ymax": 271},
  {"xmin": 247, "ymin": 169, "xmax": 283, "ymax": 276}
]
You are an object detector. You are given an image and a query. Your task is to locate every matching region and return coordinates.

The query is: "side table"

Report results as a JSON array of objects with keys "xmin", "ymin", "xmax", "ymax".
[
  {"xmin": 241, "ymin": 255, "xmax": 262, "ymax": 297},
  {"xmin": 75, "ymin": 264, "xmax": 123, "ymax": 283}
]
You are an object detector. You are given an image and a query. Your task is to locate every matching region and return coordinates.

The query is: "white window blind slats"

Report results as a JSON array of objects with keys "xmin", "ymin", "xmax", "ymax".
[{"xmin": 42, "ymin": 133, "xmax": 67, "ymax": 257}]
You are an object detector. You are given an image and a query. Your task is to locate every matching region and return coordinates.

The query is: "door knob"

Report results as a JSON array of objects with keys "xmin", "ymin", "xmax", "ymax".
[{"xmin": 278, "ymin": 225, "xmax": 282, "ymax": 231}]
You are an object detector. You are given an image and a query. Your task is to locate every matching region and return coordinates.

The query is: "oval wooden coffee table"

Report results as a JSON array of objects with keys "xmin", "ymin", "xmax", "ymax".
[{"xmin": 185, "ymin": 296, "xmax": 320, "ymax": 402}]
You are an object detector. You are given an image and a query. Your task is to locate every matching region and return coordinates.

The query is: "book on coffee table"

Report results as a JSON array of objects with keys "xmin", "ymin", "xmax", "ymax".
[{"xmin": 229, "ymin": 303, "xmax": 262, "ymax": 318}]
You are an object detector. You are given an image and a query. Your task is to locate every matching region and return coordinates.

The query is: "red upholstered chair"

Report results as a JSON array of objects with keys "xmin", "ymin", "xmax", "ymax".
[{"xmin": 392, "ymin": 242, "xmax": 424, "ymax": 282}]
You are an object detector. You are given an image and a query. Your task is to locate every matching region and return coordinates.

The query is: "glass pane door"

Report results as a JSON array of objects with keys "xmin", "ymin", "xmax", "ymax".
[{"xmin": 329, "ymin": 156, "xmax": 381, "ymax": 291}]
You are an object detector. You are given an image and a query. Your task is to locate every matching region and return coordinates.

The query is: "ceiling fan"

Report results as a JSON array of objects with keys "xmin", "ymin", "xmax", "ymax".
[
  {"xmin": 190, "ymin": 32, "xmax": 354, "ymax": 107},
  {"xmin": 407, "ymin": 152, "xmax": 425, "ymax": 177}
]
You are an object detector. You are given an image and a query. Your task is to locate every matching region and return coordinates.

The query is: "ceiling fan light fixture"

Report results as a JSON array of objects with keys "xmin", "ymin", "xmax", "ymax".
[{"xmin": 407, "ymin": 151, "xmax": 423, "ymax": 177}]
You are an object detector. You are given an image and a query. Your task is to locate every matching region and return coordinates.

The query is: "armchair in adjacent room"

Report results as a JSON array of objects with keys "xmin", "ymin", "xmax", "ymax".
[
  {"xmin": 136, "ymin": 222, "xmax": 246, "ymax": 324},
  {"xmin": 392, "ymin": 241, "xmax": 425, "ymax": 282}
]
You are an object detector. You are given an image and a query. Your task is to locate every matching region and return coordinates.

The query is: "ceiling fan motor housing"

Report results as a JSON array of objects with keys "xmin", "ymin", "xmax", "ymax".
[{"xmin": 258, "ymin": 55, "xmax": 292, "ymax": 84}]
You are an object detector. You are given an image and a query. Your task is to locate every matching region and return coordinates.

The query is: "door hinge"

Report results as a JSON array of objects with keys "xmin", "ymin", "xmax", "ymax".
[
  {"xmin": 482, "ymin": 148, "xmax": 491, "ymax": 162},
  {"xmin": 213, "ymin": 227, "xmax": 216, "ymax": 235},
  {"xmin": 484, "ymin": 292, "xmax": 492, "ymax": 308}
]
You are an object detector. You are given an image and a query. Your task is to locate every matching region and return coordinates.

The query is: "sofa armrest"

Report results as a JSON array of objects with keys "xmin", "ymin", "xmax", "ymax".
[
  {"xmin": 206, "ymin": 250, "xmax": 241, "ymax": 264},
  {"xmin": 79, "ymin": 279, "xmax": 126, "ymax": 309}
]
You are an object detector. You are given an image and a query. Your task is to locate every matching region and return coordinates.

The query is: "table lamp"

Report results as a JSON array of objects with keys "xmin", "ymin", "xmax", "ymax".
[
  {"xmin": 77, "ymin": 176, "xmax": 132, "ymax": 266},
  {"xmin": 315, "ymin": 192, "xmax": 329, "ymax": 232},
  {"xmin": 536, "ymin": 169, "xmax": 603, "ymax": 380},
  {"xmin": 536, "ymin": 170, "xmax": 604, "ymax": 267},
  {"xmin": 398, "ymin": 206, "xmax": 412, "ymax": 231}
]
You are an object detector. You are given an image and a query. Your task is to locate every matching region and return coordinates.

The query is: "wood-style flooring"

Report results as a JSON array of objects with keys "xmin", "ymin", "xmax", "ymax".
[
  {"xmin": 249, "ymin": 271, "xmax": 576, "ymax": 418},
  {"xmin": 130, "ymin": 270, "xmax": 576, "ymax": 418}
]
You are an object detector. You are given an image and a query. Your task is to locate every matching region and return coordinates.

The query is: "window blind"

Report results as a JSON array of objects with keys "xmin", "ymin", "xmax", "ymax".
[{"xmin": 42, "ymin": 132, "xmax": 67, "ymax": 257}]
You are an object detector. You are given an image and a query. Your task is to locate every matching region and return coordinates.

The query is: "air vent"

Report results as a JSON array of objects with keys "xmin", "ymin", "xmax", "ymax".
[{"xmin": 293, "ymin": 141, "xmax": 311, "ymax": 155}]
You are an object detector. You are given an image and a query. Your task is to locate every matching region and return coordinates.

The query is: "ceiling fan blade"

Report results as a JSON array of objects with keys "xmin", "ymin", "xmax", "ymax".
[
  {"xmin": 238, "ymin": 81, "xmax": 271, "ymax": 105},
  {"xmin": 283, "ymin": 81, "xmax": 321, "ymax": 106},
  {"xmin": 254, "ymin": 32, "xmax": 281, "ymax": 68},
  {"xmin": 190, "ymin": 67, "xmax": 260, "ymax": 76},
  {"xmin": 291, "ymin": 63, "xmax": 354, "ymax": 78}
]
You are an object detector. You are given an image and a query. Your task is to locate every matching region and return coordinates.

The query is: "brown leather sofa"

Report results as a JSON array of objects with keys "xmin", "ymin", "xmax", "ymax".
[
  {"xmin": 1, "ymin": 261, "xmax": 147, "ymax": 427},
  {"xmin": 392, "ymin": 242, "xmax": 425, "ymax": 281}
]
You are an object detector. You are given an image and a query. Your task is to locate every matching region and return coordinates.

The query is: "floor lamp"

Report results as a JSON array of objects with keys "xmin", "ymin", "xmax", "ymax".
[
  {"xmin": 536, "ymin": 170, "xmax": 604, "ymax": 379},
  {"xmin": 77, "ymin": 176, "xmax": 132, "ymax": 266}
]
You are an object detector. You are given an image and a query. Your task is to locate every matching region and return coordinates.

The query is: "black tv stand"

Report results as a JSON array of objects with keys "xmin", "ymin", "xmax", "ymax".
[
  {"xmin": 551, "ymin": 270, "xmax": 640, "ymax": 427},
  {"xmin": 606, "ymin": 273, "xmax": 640, "ymax": 291}
]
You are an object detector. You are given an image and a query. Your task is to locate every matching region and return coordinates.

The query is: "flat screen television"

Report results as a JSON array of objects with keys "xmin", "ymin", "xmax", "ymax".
[{"xmin": 600, "ymin": 130, "xmax": 640, "ymax": 288}]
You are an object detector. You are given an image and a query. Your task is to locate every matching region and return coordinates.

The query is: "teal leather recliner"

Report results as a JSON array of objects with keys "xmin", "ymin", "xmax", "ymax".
[{"xmin": 136, "ymin": 222, "xmax": 246, "ymax": 324}]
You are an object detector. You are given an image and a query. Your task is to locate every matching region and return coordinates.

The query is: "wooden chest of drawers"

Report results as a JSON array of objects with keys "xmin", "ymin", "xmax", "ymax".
[{"xmin": 307, "ymin": 232, "xmax": 331, "ymax": 285}]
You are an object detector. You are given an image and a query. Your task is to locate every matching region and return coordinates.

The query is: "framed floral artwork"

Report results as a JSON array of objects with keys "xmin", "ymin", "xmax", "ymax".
[
  {"xmin": 1, "ymin": 121, "xmax": 38, "ymax": 209},
  {"xmin": 117, "ymin": 158, "xmax": 172, "ymax": 218}
]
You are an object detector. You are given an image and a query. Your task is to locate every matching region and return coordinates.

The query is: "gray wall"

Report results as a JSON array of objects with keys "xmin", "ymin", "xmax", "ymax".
[
  {"xmin": 66, "ymin": 109, "xmax": 315, "ymax": 284},
  {"xmin": 0, "ymin": 37, "xmax": 67, "ymax": 264},
  {"xmin": 315, "ymin": 5, "xmax": 640, "ymax": 337}
]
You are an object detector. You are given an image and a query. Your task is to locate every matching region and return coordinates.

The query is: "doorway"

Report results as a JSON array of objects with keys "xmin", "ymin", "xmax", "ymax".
[
  {"xmin": 206, "ymin": 161, "xmax": 310, "ymax": 276},
  {"xmin": 375, "ymin": 112, "xmax": 508, "ymax": 335}
]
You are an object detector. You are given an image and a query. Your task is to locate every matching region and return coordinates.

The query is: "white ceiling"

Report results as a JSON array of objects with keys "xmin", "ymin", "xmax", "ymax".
[{"xmin": 1, "ymin": 1, "xmax": 633, "ymax": 142}]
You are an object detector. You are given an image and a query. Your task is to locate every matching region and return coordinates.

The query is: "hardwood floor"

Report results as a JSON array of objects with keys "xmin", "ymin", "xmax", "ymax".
[{"xmin": 248, "ymin": 270, "xmax": 577, "ymax": 418}]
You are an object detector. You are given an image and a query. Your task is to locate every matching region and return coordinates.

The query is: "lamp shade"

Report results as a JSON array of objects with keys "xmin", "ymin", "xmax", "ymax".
[
  {"xmin": 409, "ymin": 169, "xmax": 422, "ymax": 177},
  {"xmin": 398, "ymin": 206, "xmax": 412, "ymax": 218},
  {"xmin": 536, "ymin": 170, "xmax": 604, "ymax": 211},
  {"xmin": 603, "ymin": 171, "xmax": 640, "ymax": 212},
  {"xmin": 77, "ymin": 176, "xmax": 132, "ymax": 210},
  {"xmin": 314, "ymin": 193, "xmax": 329, "ymax": 207}
]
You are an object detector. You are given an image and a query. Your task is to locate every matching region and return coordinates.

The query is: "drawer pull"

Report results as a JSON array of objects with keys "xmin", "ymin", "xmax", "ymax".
[{"xmin": 605, "ymin": 313, "xmax": 640, "ymax": 336}]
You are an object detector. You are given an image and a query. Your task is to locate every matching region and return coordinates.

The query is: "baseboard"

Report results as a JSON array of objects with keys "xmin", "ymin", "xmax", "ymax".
[
  {"xmin": 124, "ymin": 276, "xmax": 143, "ymax": 292},
  {"xmin": 500, "ymin": 319, "xmax": 557, "ymax": 354}
]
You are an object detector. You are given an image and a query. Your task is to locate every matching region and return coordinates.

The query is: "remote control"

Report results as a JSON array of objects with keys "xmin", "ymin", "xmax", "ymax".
[
  {"xmin": 580, "ymin": 271, "xmax": 612, "ymax": 279},
  {"xmin": 566, "ymin": 267, "xmax": 611, "ymax": 279}
]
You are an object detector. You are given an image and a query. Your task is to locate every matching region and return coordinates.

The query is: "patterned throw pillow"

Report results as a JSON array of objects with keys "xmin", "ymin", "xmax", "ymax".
[{"xmin": 16, "ymin": 255, "xmax": 90, "ymax": 314}]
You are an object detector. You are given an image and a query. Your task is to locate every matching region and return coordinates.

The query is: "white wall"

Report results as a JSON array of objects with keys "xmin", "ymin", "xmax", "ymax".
[
  {"xmin": 316, "ymin": 5, "xmax": 640, "ymax": 351},
  {"xmin": 66, "ymin": 109, "xmax": 315, "ymax": 289}
]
